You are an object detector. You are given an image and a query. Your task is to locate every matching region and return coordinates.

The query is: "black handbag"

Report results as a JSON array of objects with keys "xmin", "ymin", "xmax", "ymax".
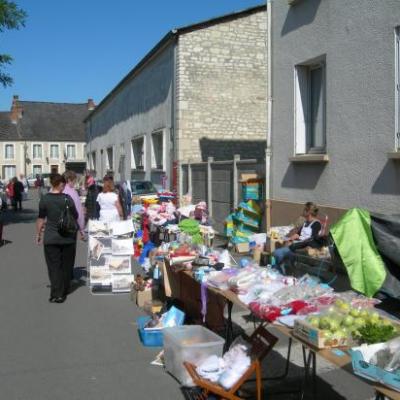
[{"xmin": 58, "ymin": 195, "xmax": 78, "ymax": 237}]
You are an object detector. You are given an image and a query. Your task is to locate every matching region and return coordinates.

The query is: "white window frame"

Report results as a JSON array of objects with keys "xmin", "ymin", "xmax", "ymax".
[
  {"xmin": 395, "ymin": 26, "xmax": 400, "ymax": 150},
  {"xmin": 66, "ymin": 144, "xmax": 76, "ymax": 160},
  {"xmin": 294, "ymin": 60, "xmax": 326, "ymax": 155},
  {"xmin": 49, "ymin": 143, "xmax": 59, "ymax": 159},
  {"xmin": 4, "ymin": 143, "xmax": 15, "ymax": 160},
  {"xmin": 91, "ymin": 151, "xmax": 97, "ymax": 171},
  {"xmin": 151, "ymin": 130, "xmax": 166, "ymax": 170},
  {"xmin": 32, "ymin": 143, "xmax": 43, "ymax": 160},
  {"xmin": 106, "ymin": 146, "xmax": 114, "ymax": 171},
  {"xmin": 32, "ymin": 164, "xmax": 43, "ymax": 176},
  {"xmin": 131, "ymin": 135, "xmax": 146, "ymax": 170},
  {"xmin": 2, "ymin": 164, "xmax": 16, "ymax": 180}
]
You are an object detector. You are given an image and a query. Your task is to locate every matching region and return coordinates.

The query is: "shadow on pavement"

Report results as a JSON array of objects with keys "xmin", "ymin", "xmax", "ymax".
[
  {"xmin": 74, "ymin": 266, "xmax": 88, "ymax": 280},
  {"xmin": 68, "ymin": 278, "xmax": 86, "ymax": 295},
  {"xmin": 2, "ymin": 208, "xmax": 37, "ymax": 225},
  {"xmin": 0, "ymin": 239, "xmax": 13, "ymax": 247}
]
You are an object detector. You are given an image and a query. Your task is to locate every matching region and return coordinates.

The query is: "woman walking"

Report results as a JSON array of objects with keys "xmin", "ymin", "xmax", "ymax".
[
  {"xmin": 63, "ymin": 170, "xmax": 85, "ymax": 238},
  {"xmin": 36, "ymin": 174, "xmax": 78, "ymax": 303},
  {"xmin": 96, "ymin": 175, "xmax": 123, "ymax": 223}
]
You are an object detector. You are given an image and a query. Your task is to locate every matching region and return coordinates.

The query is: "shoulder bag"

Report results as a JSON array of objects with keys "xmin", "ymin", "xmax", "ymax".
[{"xmin": 58, "ymin": 195, "xmax": 78, "ymax": 237}]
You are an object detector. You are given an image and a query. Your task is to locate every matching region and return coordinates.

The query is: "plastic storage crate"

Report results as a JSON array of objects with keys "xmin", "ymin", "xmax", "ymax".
[
  {"xmin": 242, "ymin": 181, "xmax": 263, "ymax": 201},
  {"xmin": 137, "ymin": 316, "xmax": 164, "ymax": 347},
  {"xmin": 350, "ymin": 344, "xmax": 400, "ymax": 392},
  {"xmin": 164, "ymin": 325, "xmax": 225, "ymax": 386}
]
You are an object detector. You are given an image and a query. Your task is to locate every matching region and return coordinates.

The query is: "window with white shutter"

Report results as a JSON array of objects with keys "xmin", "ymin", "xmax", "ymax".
[
  {"xmin": 33, "ymin": 144, "xmax": 42, "ymax": 159},
  {"xmin": 50, "ymin": 144, "xmax": 59, "ymax": 159},
  {"xmin": 4, "ymin": 144, "xmax": 14, "ymax": 159},
  {"xmin": 66, "ymin": 144, "xmax": 76, "ymax": 160},
  {"xmin": 294, "ymin": 60, "xmax": 326, "ymax": 154}
]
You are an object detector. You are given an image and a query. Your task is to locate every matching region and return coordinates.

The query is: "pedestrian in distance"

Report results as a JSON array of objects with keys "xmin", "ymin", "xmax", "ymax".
[
  {"xmin": 19, "ymin": 173, "xmax": 28, "ymax": 200},
  {"xmin": 96, "ymin": 175, "xmax": 123, "ymax": 223},
  {"xmin": 6, "ymin": 179, "xmax": 14, "ymax": 210},
  {"xmin": 84, "ymin": 174, "xmax": 101, "ymax": 222},
  {"xmin": 36, "ymin": 173, "xmax": 79, "ymax": 303},
  {"xmin": 63, "ymin": 170, "xmax": 85, "ymax": 240},
  {"xmin": 13, "ymin": 176, "xmax": 24, "ymax": 211},
  {"xmin": 35, "ymin": 174, "xmax": 45, "ymax": 198}
]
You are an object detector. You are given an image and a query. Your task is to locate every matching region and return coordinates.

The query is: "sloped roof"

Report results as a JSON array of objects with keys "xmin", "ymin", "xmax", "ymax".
[
  {"xmin": 85, "ymin": 4, "xmax": 266, "ymax": 122},
  {"xmin": 16, "ymin": 101, "xmax": 88, "ymax": 142},
  {"xmin": 0, "ymin": 112, "xmax": 18, "ymax": 141}
]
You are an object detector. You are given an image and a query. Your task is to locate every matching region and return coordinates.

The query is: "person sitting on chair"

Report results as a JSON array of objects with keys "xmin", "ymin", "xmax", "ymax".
[{"xmin": 273, "ymin": 202, "xmax": 322, "ymax": 273}]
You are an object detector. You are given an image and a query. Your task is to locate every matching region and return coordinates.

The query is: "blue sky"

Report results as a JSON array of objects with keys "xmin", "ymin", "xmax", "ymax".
[{"xmin": 0, "ymin": 0, "xmax": 263, "ymax": 110}]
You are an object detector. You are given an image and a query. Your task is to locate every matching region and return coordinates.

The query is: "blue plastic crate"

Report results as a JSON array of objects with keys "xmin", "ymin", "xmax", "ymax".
[
  {"xmin": 137, "ymin": 316, "xmax": 164, "ymax": 347},
  {"xmin": 242, "ymin": 184, "xmax": 262, "ymax": 201}
]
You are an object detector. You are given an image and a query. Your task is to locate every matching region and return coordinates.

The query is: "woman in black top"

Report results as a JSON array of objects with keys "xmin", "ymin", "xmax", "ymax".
[{"xmin": 36, "ymin": 174, "xmax": 78, "ymax": 303}]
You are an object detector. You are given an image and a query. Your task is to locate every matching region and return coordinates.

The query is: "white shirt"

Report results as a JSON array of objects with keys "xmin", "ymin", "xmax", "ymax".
[{"xmin": 97, "ymin": 192, "xmax": 120, "ymax": 222}]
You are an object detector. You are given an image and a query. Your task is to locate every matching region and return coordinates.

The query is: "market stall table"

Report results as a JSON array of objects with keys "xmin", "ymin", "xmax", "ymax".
[{"xmin": 161, "ymin": 262, "xmax": 400, "ymax": 400}]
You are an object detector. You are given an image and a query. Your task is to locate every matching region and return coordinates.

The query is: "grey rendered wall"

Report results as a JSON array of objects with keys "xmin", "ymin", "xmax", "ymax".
[
  {"xmin": 271, "ymin": 0, "xmax": 400, "ymax": 214},
  {"xmin": 86, "ymin": 43, "xmax": 174, "ymax": 186},
  {"xmin": 176, "ymin": 9, "xmax": 267, "ymax": 162}
]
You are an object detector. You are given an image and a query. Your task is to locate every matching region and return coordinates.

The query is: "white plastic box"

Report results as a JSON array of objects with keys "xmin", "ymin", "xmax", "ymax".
[{"xmin": 163, "ymin": 325, "xmax": 225, "ymax": 386}]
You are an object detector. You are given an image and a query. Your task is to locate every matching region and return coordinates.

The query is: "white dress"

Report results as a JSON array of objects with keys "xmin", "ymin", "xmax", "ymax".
[{"xmin": 97, "ymin": 192, "xmax": 120, "ymax": 222}]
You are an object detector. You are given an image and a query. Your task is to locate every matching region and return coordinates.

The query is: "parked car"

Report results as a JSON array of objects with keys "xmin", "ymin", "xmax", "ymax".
[
  {"xmin": 130, "ymin": 180, "xmax": 158, "ymax": 201},
  {"xmin": 26, "ymin": 174, "xmax": 37, "ymax": 188},
  {"xmin": 27, "ymin": 173, "xmax": 52, "ymax": 188}
]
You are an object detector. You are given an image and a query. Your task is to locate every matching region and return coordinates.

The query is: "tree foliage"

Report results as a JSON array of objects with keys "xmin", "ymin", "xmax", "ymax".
[{"xmin": 0, "ymin": 0, "xmax": 26, "ymax": 87}]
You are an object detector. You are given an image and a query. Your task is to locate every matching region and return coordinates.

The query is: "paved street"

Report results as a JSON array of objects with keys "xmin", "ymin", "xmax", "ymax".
[
  {"xmin": 0, "ymin": 192, "xmax": 181, "ymax": 400},
  {"xmin": 0, "ymin": 192, "xmax": 376, "ymax": 400}
]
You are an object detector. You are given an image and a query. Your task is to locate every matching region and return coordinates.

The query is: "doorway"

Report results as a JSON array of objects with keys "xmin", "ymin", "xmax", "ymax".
[{"xmin": 51, "ymin": 165, "xmax": 58, "ymax": 173}]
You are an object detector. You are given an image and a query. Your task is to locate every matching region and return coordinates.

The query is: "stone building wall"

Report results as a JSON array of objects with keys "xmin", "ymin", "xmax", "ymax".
[{"xmin": 176, "ymin": 8, "xmax": 267, "ymax": 163}]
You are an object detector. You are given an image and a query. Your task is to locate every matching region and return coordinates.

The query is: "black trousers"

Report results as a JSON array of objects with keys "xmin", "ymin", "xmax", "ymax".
[
  {"xmin": 44, "ymin": 243, "xmax": 76, "ymax": 298},
  {"xmin": 13, "ymin": 196, "xmax": 22, "ymax": 210}
]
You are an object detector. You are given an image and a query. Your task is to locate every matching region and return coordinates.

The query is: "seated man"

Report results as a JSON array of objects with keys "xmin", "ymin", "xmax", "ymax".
[{"xmin": 273, "ymin": 202, "xmax": 322, "ymax": 273}]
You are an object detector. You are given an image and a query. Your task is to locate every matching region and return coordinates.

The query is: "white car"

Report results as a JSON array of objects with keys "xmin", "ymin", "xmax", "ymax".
[{"xmin": 27, "ymin": 174, "xmax": 37, "ymax": 188}]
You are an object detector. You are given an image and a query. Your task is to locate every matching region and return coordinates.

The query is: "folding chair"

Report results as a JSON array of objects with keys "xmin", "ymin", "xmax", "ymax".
[{"xmin": 184, "ymin": 325, "xmax": 278, "ymax": 400}]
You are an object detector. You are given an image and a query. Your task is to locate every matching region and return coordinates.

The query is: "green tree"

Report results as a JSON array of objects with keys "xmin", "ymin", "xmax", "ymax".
[{"xmin": 0, "ymin": 0, "xmax": 26, "ymax": 87}]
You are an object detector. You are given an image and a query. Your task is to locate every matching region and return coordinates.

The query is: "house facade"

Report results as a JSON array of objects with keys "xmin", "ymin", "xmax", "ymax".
[
  {"xmin": 85, "ymin": 5, "xmax": 267, "ymax": 191},
  {"xmin": 269, "ymin": 0, "xmax": 400, "ymax": 225},
  {"xmin": 0, "ymin": 96, "xmax": 92, "ymax": 182}
]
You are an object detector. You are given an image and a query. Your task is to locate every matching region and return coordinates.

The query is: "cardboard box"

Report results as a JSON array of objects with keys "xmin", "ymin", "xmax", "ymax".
[
  {"xmin": 136, "ymin": 289, "xmax": 153, "ymax": 308},
  {"xmin": 350, "ymin": 340, "xmax": 400, "ymax": 392},
  {"xmin": 293, "ymin": 319, "xmax": 351, "ymax": 349},
  {"xmin": 240, "ymin": 173, "xmax": 258, "ymax": 182},
  {"xmin": 235, "ymin": 242, "xmax": 250, "ymax": 254}
]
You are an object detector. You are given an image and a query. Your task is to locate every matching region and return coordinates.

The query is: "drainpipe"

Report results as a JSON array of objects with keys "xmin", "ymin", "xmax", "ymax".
[
  {"xmin": 171, "ymin": 31, "xmax": 178, "ymax": 195},
  {"xmin": 266, "ymin": 0, "xmax": 273, "ymax": 231}
]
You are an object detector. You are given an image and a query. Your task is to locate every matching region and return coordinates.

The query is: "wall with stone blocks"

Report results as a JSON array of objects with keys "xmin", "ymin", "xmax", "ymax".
[{"xmin": 176, "ymin": 9, "xmax": 267, "ymax": 163}]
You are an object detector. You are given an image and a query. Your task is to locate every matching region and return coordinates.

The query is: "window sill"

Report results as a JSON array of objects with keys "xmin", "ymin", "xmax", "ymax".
[
  {"xmin": 151, "ymin": 168, "xmax": 165, "ymax": 173},
  {"xmin": 387, "ymin": 152, "xmax": 400, "ymax": 160},
  {"xmin": 289, "ymin": 154, "xmax": 329, "ymax": 163}
]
